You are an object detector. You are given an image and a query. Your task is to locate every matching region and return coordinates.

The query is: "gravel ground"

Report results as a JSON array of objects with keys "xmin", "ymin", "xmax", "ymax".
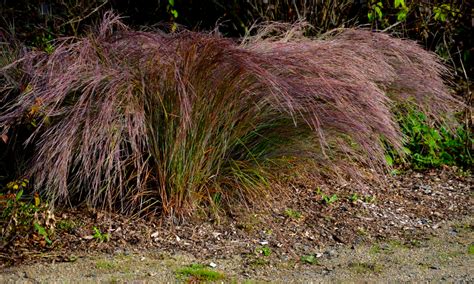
[
  {"xmin": 1, "ymin": 215, "xmax": 473, "ymax": 282},
  {"xmin": 1, "ymin": 167, "xmax": 472, "ymax": 282}
]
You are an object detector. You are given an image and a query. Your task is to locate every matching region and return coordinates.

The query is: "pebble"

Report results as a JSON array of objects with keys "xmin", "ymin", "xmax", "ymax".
[
  {"xmin": 380, "ymin": 244, "xmax": 390, "ymax": 250},
  {"xmin": 322, "ymin": 268, "xmax": 332, "ymax": 275},
  {"xmin": 326, "ymin": 249, "xmax": 337, "ymax": 258},
  {"xmin": 432, "ymin": 222, "xmax": 442, "ymax": 229}
]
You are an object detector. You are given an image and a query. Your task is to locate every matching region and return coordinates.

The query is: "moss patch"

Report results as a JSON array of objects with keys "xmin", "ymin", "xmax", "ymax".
[{"xmin": 176, "ymin": 264, "xmax": 225, "ymax": 281}]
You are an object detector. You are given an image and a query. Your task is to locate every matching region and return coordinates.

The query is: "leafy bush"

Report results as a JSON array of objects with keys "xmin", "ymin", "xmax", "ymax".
[
  {"xmin": 388, "ymin": 105, "xmax": 472, "ymax": 170},
  {"xmin": 0, "ymin": 13, "xmax": 460, "ymax": 217},
  {"xmin": 1, "ymin": 178, "xmax": 54, "ymax": 248}
]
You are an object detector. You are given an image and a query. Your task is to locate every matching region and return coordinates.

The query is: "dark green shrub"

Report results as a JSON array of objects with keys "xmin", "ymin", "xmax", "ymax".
[{"xmin": 391, "ymin": 106, "xmax": 472, "ymax": 170}]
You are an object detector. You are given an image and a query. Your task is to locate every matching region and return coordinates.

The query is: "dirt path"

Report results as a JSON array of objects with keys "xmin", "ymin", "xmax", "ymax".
[{"xmin": 2, "ymin": 215, "xmax": 472, "ymax": 283}]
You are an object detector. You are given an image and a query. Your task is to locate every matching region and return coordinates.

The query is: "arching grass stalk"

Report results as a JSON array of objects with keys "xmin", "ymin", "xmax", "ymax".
[{"xmin": 0, "ymin": 13, "xmax": 460, "ymax": 217}]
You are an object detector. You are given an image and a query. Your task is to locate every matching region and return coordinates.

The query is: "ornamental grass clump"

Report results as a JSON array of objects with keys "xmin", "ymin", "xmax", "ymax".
[{"xmin": 0, "ymin": 13, "xmax": 459, "ymax": 217}]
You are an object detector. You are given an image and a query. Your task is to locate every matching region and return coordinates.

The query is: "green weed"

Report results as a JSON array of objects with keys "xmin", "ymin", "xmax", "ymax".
[
  {"xmin": 349, "ymin": 193, "xmax": 360, "ymax": 203},
  {"xmin": 315, "ymin": 187, "xmax": 338, "ymax": 205},
  {"xmin": 356, "ymin": 227, "xmax": 368, "ymax": 236},
  {"xmin": 363, "ymin": 195, "xmax": 376, "ymax": 203},
  {"xmin": 92, "ymin": 226, "xmax": 110, "ymax": 243},
  {"xmin": 347, "ymin": 193, "xmax": 375, "ymax": 203},
  {"xmin": 284, "ymin": 208, "xmax": 302, "ymax": 219},
  {"xmin": 322, "ymin": 194, "xmax": 338, "ymax": 205},
  {"xmin": 249, "ymin": 258, "xmax": 268, "ymax": 267},
  {"xmin": 256, "ymin": 245, "xmax": 271, "ymax": 257},
  {"xmin": 300, "ymin": 255, "xmax": 318, "ymax": 265},
  {"xmin": 369, "ymin": 245, "xmax": 381, "ymax": 254},
  {"xmin": 468, "ymin": 244, "xmax": 474, "ymax": 255},
  {"xmin": 34, "ymin": 222, "xmax": 52, "ymax": 245}
]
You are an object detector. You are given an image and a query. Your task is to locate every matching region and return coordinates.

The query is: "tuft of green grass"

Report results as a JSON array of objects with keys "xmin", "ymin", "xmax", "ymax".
[
  {"xmin": 468, "ymin": 244, "xmax": 474, "ymax": 255},
  {"xmin": 176, "ymin": 264, "xmax": 225, "ymax": 281},
  {"xmin": 369, "ymin": 245, "xmax": 381, "ymax": 255},
  {"xmin": 95, "ymin": 260, "xmax": 116, "ymax": 270},
  {"xmin": 300, "ymin": 255, "xmax": 318, "ymax": 265},
  {"xmin": 284, "ymin": 208, "xmax": 302, "ymax": 219}
]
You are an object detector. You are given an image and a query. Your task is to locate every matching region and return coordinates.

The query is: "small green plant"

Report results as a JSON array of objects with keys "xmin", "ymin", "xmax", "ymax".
[
  {"xmin": 34, "ymin": 222, "xmax": 52, "ymax": 245},
  {"xmin": 467, "ymin": 244, "xmax": 474, "ymax": 255},
  {"xmin": 369, "ymin": 245, "xmax": 381, "ymax": 255},
  {"xmin": 92, "ymin": 226, "xmax": 110, "ymax": 243},
  {"xmin": 322, "ymin": 194, "xmax": 338, "ymax": 205},
  {"xmin": 433, "ymin": 4, "xmax": 460, "ymax": 22},
  {"xmin": 176, "ymin": 264, "xmax": 224, "ymax": 281},
  {"xmin": 300, "ymin": 254, "xmax": 318, "ymax": 265},
  {"xmin": 34, "ymin": 33, "xmax": 55, "ymax": 54},
  {"xmin": 349, "ymin": 193, "xmax": 360, "ymax": 203},
  {"xmin": 166, "ymin": 0, "xmax": 179, "ymax": 31},
  {"xmin": 394, "ymin": 0, "xmax": 409, "ymax": 21},
  {"xmin": 315, "ymin": 187, "xmax": 338, "ymax": 205},
  {"xmin": 256, "ymin": 245, "xmax": 272, "ymax": 257},
  {"xmin": 5, "ymin": 178, "xmax": 29, "ymax": 191},
  {"xmin": 363, "ymin": 195, "xmax": 376, "ymax": 203},
  {"xmin": 367, "ymin": 0, "xmax": 410, "ymax": 26},
  {"xmin": 284, "ymin": 208, "xmax": 302, "ymax": 219},
  {"xmin": 249, "ymin": 258, "xmax": 268, "ymax": 267},
  {"xmin": 368, "ymin": 0, "xmax": 384, "ymax": 22}
]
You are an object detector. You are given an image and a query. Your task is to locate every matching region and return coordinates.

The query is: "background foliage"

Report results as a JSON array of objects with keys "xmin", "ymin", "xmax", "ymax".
[{"xmin": 1, "ymin": 1, "xmax": 471, "ymax": 72}]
